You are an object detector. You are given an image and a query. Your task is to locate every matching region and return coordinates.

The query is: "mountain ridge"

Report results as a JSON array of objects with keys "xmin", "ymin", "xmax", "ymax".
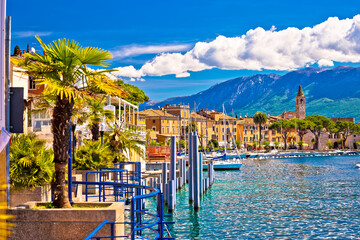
[{"xmin": 141, "ymin": 66, "xmax": 360, "ymax": 121}]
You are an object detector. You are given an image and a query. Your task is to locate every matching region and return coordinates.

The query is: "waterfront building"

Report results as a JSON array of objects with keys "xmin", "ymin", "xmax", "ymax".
[{"xmin": 139, "ymin": 108, "xmax": 181, "ymax": 143}]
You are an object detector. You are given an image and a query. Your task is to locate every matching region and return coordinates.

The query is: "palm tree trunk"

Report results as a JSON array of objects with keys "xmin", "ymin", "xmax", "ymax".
[
  {"xmin": 52, "ymin": 96, "xmax": 73, "ymax": 208},
  {"xmin": 259, "ymin": 124, "xmax": 261, "ymax": 150},
  {"xmin": 91, "ymin": 123, "xmax": 100, "ymax": 141}
]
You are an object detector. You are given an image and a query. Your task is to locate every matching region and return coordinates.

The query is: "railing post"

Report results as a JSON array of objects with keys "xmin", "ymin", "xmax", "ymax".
[
  {"xmin": 68, "ymin": 122, "xmax": 74, "ymax": 205},
  {"xmin": 157, "ymin": 193, "xmax": 164, "ymax": 240},
  {"xmin": 110, "ymin": 222, "xmax": 115, "ymax": 240},
  {"xmin": 131, "ymin": 197, "xmax": 136, "ymax": 240}
]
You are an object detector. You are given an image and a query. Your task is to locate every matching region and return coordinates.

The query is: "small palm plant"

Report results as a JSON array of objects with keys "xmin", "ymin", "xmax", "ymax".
[
  {"xmin": 108, "ymin": 126, "xmax": 145, "ymax": 162},
  {"xmin": 10, "ymin": 134, "xmax": 54, "ymax": 190},
  {"xmin": 74, "ymin": 140, "xmax": 113, "ymax": 170},
  {"xmin": 12, "ymin": 36, "xmax": 127, "ymax": 208},
  {"xmin": 75, "ymin": 96, "xmax": 114, "ymax": 141}
]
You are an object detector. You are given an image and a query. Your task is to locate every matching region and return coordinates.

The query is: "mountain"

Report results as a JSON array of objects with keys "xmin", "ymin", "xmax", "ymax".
[{"xmin": 141, "ymin": 66, "xmax": 360, "ymax": 121}]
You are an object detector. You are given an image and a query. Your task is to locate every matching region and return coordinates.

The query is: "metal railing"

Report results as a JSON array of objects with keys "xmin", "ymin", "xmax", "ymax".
[
  {"xmin": 75, "ymin": 181, "xmax": 174, "ymax": 240},
  {"xmin": 74, "ymin": 162, "xmax": 174, "ymax": 240}
]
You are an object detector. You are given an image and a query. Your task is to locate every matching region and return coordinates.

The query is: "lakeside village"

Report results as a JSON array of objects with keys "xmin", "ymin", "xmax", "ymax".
[{"xmin": 3, "ymin": 42, "xmax": 360, "ymax": 240}]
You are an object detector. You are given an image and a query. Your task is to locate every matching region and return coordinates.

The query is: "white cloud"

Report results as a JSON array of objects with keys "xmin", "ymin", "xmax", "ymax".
[
  {"xmin": 112, "ymin": 44, "xmax": 191, "ymax": 59},
  {"xmin": 113, "ymin": 15, "xmax": 360, "ymax": 78},
  {"xmin": 318, "ymin": 59, "xmax": 334, "ymax": 67},
  {"xmin": 176, "ymin": 72, "xmax": 191, "ymax": 78},
  {"xmin": 13, "ymin": 31, "xmax": 52, "ymax": 38}
]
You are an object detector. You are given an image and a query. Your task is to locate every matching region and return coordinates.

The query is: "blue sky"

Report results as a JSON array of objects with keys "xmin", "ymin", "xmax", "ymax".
[{"xmin": 7, "ymin": 0, "xmax": 360, "ymax": 100}]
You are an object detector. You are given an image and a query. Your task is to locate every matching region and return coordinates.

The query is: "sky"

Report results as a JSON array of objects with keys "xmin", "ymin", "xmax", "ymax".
[{"xmin": 6, "ymin": 0, "xmax": 360, "ymax": 101}]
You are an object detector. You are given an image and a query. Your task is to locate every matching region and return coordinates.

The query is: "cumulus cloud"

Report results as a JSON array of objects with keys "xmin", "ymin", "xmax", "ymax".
[
  {"xmin": 112, "ymin": 44, "xmax": 191, "ymax": 59},
  {"xmin": 317, "ymin": 59, "xmax": 334, "ymax": 67},
  {"xmin": 114, "ymin": 15, "xmax": 360, "ymax": 79},
  {"xmin": 13, "ymin": 31, "xmax": 52, "ymax": 38}
]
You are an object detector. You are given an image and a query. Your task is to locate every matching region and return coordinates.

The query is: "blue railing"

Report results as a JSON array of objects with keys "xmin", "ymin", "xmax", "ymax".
[
  {"xmin": 75, "ymin": 181, "xmax": 174, "ymax": 240},
  {"xmin": 73, "ymin": 162, "xmax": 174, "ymax": 240}
]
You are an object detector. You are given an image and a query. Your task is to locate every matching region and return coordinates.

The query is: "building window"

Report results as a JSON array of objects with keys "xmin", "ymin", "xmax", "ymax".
[
  {"xmin": 245, "ymin": 130, "xmax": 247, "ymax": 134},
  {"xmin": 173, "ymin": 126, "xmax": 175, "ymax": 133},
  {"xmin": 29, "ymin": 76, "xmax": 36, "ymax": 89},
  {"xmin": 167, "ymin": 126, "xmax": 169, "ymax": 134},
  {"xmin": 222, "ymin": 128, "xmax": 224, "ymax": 132},
  {"xmin": 162, "ymin": 127, "xmax": 164, "ymax": 133},
  {"xmin": 153, "ymin": 120, "xmax": 155, "ymax": 123},
  {"xmin": 233, "ymin": 128, "xmax": 236, "ymax": 132},
  {"xmin": 152, "ymin": 127, "xmax": 156, "ymax": 131},
  {"xmin": 251, "ymin": 130, "xmax": 253, "ymax": 134},
  {"xmin": 216, "ymin": 128, "xmax": 218, "ymax": 132}
]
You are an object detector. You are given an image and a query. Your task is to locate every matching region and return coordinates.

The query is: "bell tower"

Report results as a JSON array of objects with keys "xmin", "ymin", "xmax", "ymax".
[{"xmin": 296, "ymin": 85, "xmax": 306, "ymax": 119}]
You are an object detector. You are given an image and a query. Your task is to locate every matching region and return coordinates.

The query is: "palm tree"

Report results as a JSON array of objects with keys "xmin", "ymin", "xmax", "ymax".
[
  {"xmin": 75, "ymin": 96, "xmax": 115, "ymax": 141},
  {"xmin": 13, "ymin": 36, "xmax": 127, "ymax": 208},
  {"xmin": 253, "ymin": 111, "xmax": 267, "ymax": 149},
  {"xmin": 108, "ymin": 126, "xmax": 145, "ymax": 162},
  {"xmin": 10, "ymin": 134, "xmax": 54, "ymax": 190}
]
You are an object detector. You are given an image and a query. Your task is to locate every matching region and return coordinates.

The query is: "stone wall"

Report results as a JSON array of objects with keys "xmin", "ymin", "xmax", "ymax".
[
  {"xmin": 10, "ymin": 185, "xmax": 51, "ymax": 208},
  {"xmin": 8, "ymin": 202, "xmax": 124, "ymax": 240}
]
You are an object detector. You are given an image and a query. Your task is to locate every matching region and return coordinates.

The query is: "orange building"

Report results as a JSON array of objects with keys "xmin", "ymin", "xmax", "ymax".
[{"xmin": 139, "ymin": 109, "xmax": 181, "ymax": 143}]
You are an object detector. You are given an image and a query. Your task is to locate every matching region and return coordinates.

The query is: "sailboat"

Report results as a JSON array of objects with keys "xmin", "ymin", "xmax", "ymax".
[{"xmin": 205, "ymin": 105, "xmax": 244, "ymax": 170}]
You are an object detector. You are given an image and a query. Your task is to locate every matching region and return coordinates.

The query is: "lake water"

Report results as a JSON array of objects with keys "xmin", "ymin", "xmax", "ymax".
[{"xmin": 159, "ymin": 155, "xmax": 360, "ymax": 239}]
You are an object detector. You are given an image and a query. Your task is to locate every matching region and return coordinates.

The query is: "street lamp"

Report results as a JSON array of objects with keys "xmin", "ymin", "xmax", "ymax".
[{"xmin": 100, "ymin": 123, "xmax": 104, "ymax": 145}]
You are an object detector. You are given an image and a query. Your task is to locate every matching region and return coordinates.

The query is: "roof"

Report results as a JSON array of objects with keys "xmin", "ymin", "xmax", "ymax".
[
  {"xmin": 139, "ymin": 109, "xmax": 177, "ymax": 118},
  {"xmin": 190, "ymin": 112, "xmax": 208, "ymax": 120},
  {"xmin": 297, "ymin": 85, "xmax": 304, "ymax": 96}
]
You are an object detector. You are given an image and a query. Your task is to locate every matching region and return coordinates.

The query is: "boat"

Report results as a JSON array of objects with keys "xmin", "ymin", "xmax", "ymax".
[
  {"xmin": 203, "ymin": 160, "xmax": 242, "ymax": 170},
  {"xmin": 211, "ymin": 153, "xmax": 247, "ymax": 160},
  {"xmin": 355, "ymin": 163, "xmax": 360, "ymax": 168}
]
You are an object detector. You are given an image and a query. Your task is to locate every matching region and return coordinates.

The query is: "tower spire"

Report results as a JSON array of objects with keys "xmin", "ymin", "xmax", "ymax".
[{"xmin": 297, "ymin": 85, "xmax": 304, "ymax": 96}]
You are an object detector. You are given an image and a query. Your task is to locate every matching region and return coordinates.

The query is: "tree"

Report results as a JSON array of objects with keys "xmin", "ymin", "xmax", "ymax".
[
  {"xmin": 253, "ymin": 111, "xmax": 267, "ymax": 149},
  {"xmin": 326, "ymin": 140, "xmax": 333, "ymax": 149},
  {"xmin": 76, "ymin": 97, "xmax": 115, "ymax": 141},
  {"xmin": 269, "ymin": 120, "xmax": 294, "ymax": 150},
  {"xmin": 208, "ymin": 139, "xmax": 219, "ymax": 149},
  {"xmin": 235, "ymin": 140, "xmax": 242, "ymax": 149},
  {"xmin": 274, "ymin": 141, "xmax": 280, "ymax": 149},
  {"xmin": 13, "ymin": 45, "xmax": 20, "ymax": 55},
  {"xmin": 108, "ymin": 127, "xmax": 145, "ymax": 162},
  {"xmin": 114, "ymin": 79, "xmax": 149, "ymax": 105},
  {"xmin": 263, "ymin": 141, "xmax": 270, "ymax": 150},
  {"xmin": 10, "ymin": 134, "xmax": 54, "ymax": 190},
  {"xmin": 334, "ymin": 121, "xmax": 360, "ymax": 149},
  {"xmin": 306, "ymin": 115, "xmax": 334, "ymax": 150},
  {"xmin": 177, "ymin": 139, "xmax": 185, "ymax": 150},
  {"xmin": 290, "ymin": 118, "xmax": 313, "ymax": 150},
  {"xmin": 298, "ymin": 141, "xmax": 304, "ymax": 149},
  {"xmin": 13, "ymin": 36, "xmax": 127, "ymax": 208}
]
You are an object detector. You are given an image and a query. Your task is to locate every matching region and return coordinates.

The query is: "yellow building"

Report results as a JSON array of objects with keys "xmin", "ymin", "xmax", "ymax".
[{"xmin": 139, "ymin": 109, "xmax": 181, "ymax": 143}]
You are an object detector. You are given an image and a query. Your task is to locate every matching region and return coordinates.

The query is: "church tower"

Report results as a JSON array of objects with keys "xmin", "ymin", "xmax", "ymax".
[{"xmin": 296, "ymin": 85, "xmax": 306, "ymax": 119}]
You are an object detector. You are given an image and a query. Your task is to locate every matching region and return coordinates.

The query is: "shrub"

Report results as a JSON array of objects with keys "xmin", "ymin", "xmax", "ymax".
[
  {"xmin": 263, "ymin": 141, "xmax": 270, "ymax": 150},
  {"xmin": 10, "ymin": 134, "xmax": 54, "ymax": 190},
  {"xmin": 326, "ymin": 140, "xmax": 333, "ymax": 149},
  {"xmin": 74, "ymin": 140, "xmax": 114, "ymax": 170},
  {"xmin": 208, "ymin": 139, "xmax": 219, "ymax": 149}
]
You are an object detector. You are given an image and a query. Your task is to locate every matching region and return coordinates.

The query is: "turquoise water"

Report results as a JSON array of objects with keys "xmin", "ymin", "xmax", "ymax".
[{"xmin": 156, "ymin": 156, "xmax": 360, "ymax": 239}]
